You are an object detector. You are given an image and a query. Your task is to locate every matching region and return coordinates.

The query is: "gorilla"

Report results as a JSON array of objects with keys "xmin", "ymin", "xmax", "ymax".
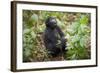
[{"xmin": 43, "ymin": 17, "xmax": 67, "ymax": 57}]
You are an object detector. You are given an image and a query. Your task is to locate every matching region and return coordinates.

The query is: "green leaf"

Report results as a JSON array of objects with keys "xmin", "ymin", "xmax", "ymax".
[
  {"xmin": 31, "ymin": 31, "xmax": 36, "ymax": 38},
  {"xmin": 24, "ymin": 48, "xmax": 31, "ymax": 57},
  {"xmin": 80, "ymin": 15, "xmax": 89, "ymax": 25},
  {"xmin": 30, "ymin": 14, "xmax": 38, "ymax": 22},
  {"xmin": 71, "ymin": 35, "xmax": 80, "ymax": 43},
  {"xmin": 80, "ymin": 37, "xmax": 85, "ymax": 48},
  {"xmin": 23, "ymin": 29, "xmax": 30, "ymax": 34}
]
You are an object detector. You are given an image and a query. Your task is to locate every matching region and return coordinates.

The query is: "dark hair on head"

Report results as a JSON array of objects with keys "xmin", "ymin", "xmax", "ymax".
[{"xmin": 45, "ymin": 16, "xmax": 57, "ymax": 27}]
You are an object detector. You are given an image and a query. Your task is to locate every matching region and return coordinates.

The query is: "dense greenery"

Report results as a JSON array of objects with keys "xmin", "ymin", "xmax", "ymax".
[{"xmin": 23, "ymin": 10, "xmax": 91, "ymax": 62}]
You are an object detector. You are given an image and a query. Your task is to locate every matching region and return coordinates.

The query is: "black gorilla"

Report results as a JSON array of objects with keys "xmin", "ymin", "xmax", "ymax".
[{"xmin": 43, "ymin": 17, "xmax": 66, "ymax": 57}]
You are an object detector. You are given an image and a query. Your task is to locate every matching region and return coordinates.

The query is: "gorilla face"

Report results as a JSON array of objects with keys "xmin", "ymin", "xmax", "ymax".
[{"xmin": 45, "ymin": 17, "xmax": 57, "ymax": 29}]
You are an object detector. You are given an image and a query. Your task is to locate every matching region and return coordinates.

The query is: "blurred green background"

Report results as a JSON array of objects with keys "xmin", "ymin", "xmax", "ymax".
[{"xmin": 23, "ymin": 10, "xmax": 91, "ymax": 62}]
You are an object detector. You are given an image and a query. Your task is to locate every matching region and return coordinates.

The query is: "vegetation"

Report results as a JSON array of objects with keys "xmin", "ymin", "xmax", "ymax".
[{"xmin": 23, "ymin": 10, "xmax": 91, "ymax": 62}]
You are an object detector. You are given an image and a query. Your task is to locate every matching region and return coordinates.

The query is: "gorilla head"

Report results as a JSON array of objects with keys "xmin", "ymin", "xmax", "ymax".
[{"xmin": 45, "ymin": 17, "xmax": 57, "ymax": 29}]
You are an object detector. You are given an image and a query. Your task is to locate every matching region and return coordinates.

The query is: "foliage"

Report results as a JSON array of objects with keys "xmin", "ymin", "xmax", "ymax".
[
  {"xmin": 23, "ymin": 10, "xmax": 91, "ymax": 62},
  {"xmin": 66, "ymin": 14, "xmax": 91, "ymax": 60}
]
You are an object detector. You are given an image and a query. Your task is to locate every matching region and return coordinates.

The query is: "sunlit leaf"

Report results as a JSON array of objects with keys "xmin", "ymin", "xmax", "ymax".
[
  {"xmin": 80, "ymin": 15, "xmax": 89, "ymax": 25},
  {"xmin": 31, "ymin": 31, "xmax": 36, "ymax": 38},
  {"xmin": 31, "ymin": 14, "xmax": 38, "ymax": 22}
]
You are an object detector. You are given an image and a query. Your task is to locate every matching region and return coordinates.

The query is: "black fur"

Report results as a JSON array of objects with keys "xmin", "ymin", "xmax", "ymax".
[{"xmin": 43, "ymin": 17, "xmax": 66, "ymax": 57}]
